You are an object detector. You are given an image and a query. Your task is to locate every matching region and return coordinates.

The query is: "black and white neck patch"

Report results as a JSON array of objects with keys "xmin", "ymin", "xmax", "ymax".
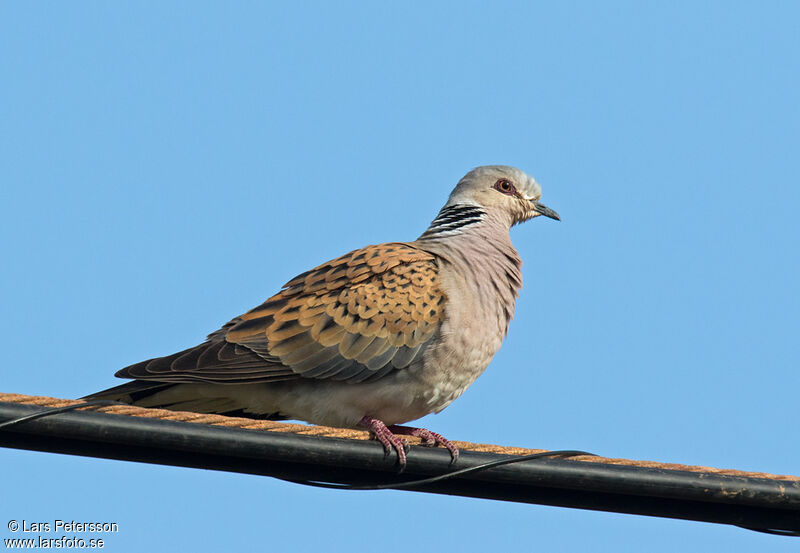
[{"xmin": 419, "ymin": 204, "xmax": 486, "ymax": 239}]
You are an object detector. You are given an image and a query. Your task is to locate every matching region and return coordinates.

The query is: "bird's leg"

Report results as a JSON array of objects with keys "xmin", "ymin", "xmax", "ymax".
[
  {"xmin": 358, "ymin": 416, "xmax": 409, "ymax": 467},
  {"xmin": 388, "ymin": 425, "xmax": 459, "ymax": 463}
]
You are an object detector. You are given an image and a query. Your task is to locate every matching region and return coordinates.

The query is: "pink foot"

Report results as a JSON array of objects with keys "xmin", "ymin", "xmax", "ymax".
[
  {"xmin": 358, "ymin": 416, "xmax": 410, "ymax": 466},
  {"xmin": 389, "ymin": 425, "xmax": 459, "ymax": 463}
]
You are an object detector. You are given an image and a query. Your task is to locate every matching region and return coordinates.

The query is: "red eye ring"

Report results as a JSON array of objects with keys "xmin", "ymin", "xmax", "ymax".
[{"xmin": 494, "ymin": 179, "xmax": 516, "ymax": 195}]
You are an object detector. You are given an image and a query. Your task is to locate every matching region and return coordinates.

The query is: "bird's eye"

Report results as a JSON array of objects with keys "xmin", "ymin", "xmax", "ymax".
[{"xmin": 494, "ymin": 179, "xmax": 516, "ymax": 195}]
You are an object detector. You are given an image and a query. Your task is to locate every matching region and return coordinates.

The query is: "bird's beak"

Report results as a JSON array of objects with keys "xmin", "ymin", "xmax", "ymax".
[{"xmin": 531, "ymin": 201, "xmax": 560, "ymax": 221}]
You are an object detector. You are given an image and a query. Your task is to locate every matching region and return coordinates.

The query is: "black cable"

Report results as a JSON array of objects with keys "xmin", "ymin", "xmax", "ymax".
[
  {"xmin": 737, "ymin": 527, "xmax": 800, "ymax": 537},
  {"xmin": 278, "ymin": 449, "xmax": 596, "ymax": 490},
  {"xmin": 0, "ymin": 400, "xmax": 120, "ymax": 430},
  {"xmin": 1, "ymin": 403, "xmax": 797, "ymax": 537}
]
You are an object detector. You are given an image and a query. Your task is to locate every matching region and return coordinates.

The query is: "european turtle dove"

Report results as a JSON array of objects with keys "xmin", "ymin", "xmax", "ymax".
[{"xmin": 86, "ymin": 165, "xmax": 559, "ymax": 465}]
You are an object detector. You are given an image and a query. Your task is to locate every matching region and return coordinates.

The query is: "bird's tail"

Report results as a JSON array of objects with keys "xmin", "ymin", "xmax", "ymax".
[
  {"xmin": 82, "ymin": 380, "xmax": 284, "ymax": 421},
  {"xmin": 82, "ymin": 380, "xmax": 176, "ymax": 404}
]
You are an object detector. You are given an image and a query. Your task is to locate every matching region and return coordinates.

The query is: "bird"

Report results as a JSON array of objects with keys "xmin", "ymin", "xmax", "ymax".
[{"xmin": 85, "ymin": 165, "xmax": 559, "ymax": 466}]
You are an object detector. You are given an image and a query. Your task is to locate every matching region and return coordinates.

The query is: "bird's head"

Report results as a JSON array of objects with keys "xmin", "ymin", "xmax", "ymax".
[{"xmin": 445, "ymin": 165, "xmax": 559, "ymax": 226}]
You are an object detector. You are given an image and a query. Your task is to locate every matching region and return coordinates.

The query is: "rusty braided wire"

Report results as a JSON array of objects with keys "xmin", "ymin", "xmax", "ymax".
[{"xmin": 1, "ymin": 392, "xmax": 797, "ymax": 482}]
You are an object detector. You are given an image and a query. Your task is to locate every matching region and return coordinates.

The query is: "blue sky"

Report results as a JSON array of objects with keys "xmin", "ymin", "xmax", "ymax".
[{"xmin": 1, "ymin": 2, "xmax": 798, "ymax": 551}]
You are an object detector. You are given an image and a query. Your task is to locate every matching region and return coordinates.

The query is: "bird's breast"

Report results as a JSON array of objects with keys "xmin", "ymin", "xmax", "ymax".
[{"xmin": 409, "ymin": 270, "xmax": 511, "ymax": 415}]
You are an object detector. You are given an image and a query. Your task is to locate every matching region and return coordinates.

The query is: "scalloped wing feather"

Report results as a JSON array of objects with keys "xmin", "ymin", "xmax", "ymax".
[
  {"xmin": 117, "ymin": 242, "xmax": 445, "ymax": 385},
  {"xmin": 225, "ymin": 242, "xmax": 444, "ymax": 382}
]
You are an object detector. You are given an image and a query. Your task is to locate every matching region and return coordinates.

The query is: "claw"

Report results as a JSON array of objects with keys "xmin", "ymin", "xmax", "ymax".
[
  {"xmin": 390, "ymin": 425, "xmax": 459, "ymax": 464},
  {"xmin": 358, "ymin": 416, "xmax": 459, "ymax": 469},
  {"xmin": 359, "ymin": 416, "xmax": 409, "ymax": 468}
]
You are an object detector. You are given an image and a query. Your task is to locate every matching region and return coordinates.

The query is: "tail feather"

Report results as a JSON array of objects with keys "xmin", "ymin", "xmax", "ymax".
[
  {"xmin": 83, "ymin": 380, "xmax": 175, "ymax": 404},
  {"xmin": 83, "ymin": 380, "xmax": 285, "ymax": 421}
]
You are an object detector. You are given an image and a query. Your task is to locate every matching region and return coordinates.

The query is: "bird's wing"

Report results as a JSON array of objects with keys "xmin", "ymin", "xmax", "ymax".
[{"xmin": 116, "ymin": 242, "xmax": 444, "ymax": 384}]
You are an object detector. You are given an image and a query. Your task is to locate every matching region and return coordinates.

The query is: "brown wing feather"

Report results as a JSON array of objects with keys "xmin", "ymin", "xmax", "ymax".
[
  {"xmin": 116, "ymin": 242, "xmax": 444, "ymax": 385},
  {"xmin": 115, "ymin": 340, "xmax": 296, "ymax": 383},
  {"xmin": 226, "ymin": 242, "xmax": 444, "ymax": 382}
]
